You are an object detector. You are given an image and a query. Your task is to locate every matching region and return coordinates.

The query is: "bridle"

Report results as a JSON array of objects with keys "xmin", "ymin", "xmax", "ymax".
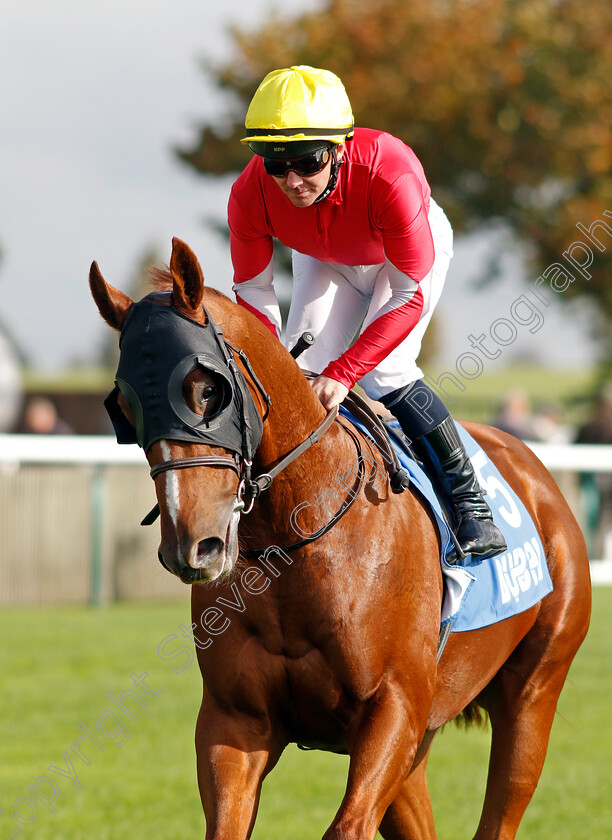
[
  {"xmin": 133, "ymin": 321, "xmax": 346, "ymax": 530},
  {"xmin": 146, "ymin": 366, "xmax": 340, "ymax": 520},
  {"xmin": 144, "ymin": 337, "xmax": 275, "ymax": 516}
]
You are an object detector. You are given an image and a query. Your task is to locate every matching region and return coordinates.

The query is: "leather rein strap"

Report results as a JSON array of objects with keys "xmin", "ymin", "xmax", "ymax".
[
  {"xmin": 141, "ymin": 406, "xmax": 339, "ymax": 526},
  {"xmin": 242, "ymin": 415, "xmax": 366, "ymax": 557},
  {"xmin": 341, "ymin": 392, "xmax": 409, "ymax": 492},
  {"xmin": 244, "ymin": 405, "xmax": 338, "ymax": 498},
  {"xmin": 148, "ymin": 407, "xmax": 337, "ymax": 489},
  {"xmin": 141, "ymin": 348, "xmax": 391, "ymax": 543}
]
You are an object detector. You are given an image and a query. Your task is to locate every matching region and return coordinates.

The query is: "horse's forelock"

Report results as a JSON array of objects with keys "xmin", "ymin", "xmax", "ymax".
[
  {"xmin": 148, "ymin": 266, "xmax": 230, "ymax": 303},
  {"xmin": 149, "ymin": 265, "xmax": 173, "ymax": 292},
  {"xmin": 145, "ymin": 265, "xmax": 273, "ymax": 357}
]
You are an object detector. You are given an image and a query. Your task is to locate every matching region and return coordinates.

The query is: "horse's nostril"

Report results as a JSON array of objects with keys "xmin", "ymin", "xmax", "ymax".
[{"xmin": 192, "ymin": 537, "xmax": 224, "ymax": 568}]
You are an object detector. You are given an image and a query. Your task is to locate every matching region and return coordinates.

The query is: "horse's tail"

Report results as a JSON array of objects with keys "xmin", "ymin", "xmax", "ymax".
[{"xmin": 453, "ymin": 700, "xmax": 489, "ymax": 729}]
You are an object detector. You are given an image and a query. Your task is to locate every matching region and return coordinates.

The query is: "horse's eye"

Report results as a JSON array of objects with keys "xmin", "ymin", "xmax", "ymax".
[
  {"xmin": 196, "ymin": 381, "xmax": 223, "ymax": 416},
  {"xmin": 182, "ymin": 370, "xmax": 224, "ymax": 418}
]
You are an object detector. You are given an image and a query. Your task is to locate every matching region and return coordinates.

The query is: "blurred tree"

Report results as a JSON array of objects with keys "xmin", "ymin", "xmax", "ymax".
[{"xmin": 176, "ymin": 0, "xmax": 612, "ymax": 369}]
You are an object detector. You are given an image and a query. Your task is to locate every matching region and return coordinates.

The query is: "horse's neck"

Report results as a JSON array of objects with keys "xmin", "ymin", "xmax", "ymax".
[
  {"xmin": 214, "ymin": 302, "xmax": 357, "ymax": 544},
  {"xmin": 263, "ymin": 365, "xmax": 325, "ymax": 455}
]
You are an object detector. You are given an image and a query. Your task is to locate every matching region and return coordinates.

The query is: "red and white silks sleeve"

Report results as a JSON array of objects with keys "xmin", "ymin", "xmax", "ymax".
[
  {"xmin": 322, "ymin": 262, "xmax": 425, "ymax": 390},
  {"xmin": 228, "ymin": 180, "xmax": 281, "ymax": 337},
  {"xmin": 231, "ymin": 258, "xmax": 281, "ymax": 338}
]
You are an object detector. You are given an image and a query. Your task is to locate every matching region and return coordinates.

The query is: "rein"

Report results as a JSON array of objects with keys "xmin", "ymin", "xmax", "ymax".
[
  {"xmin": 142, "ymin": 406, "xmax": 337, "ymax": 518},
  {"xmin": 144, "ymin": 405, "xmax": 368, "ymax": 555},
  {"xmin": 241, "ymin": 415, "xmax": 366, "ymax": 557},
  {"xmin": 241, "ymin": 405, "xmax": 338, "ymax": 504},
  {"xmin": 141, "ymin": 398, "xmax": 339, "ymax": 527}
]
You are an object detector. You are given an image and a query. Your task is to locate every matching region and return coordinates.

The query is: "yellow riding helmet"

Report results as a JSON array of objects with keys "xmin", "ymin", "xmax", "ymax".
[{"xmin": 241, "ymin": 65, "xmax": 354, "ymax": 146}]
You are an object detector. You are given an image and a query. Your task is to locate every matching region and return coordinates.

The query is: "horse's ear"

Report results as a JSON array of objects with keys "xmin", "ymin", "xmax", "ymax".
[
  {"xmin": 170, "ymin": 237, "xmax": 204, "ymax": 314},
  {"xmin": 89, "ymin": 261, "xmax": 133, "ymax": 331}
]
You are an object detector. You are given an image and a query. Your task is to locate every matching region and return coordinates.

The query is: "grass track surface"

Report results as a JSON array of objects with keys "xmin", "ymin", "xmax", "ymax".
[{"xmin": 1, "ymin": 587, "xmax": 609, "ymax": 839}]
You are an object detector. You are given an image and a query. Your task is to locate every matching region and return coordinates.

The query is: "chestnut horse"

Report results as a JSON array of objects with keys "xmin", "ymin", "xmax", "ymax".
[{"xmin": 90, "ymin": 238, "xmax": 591, "ymax": 840}]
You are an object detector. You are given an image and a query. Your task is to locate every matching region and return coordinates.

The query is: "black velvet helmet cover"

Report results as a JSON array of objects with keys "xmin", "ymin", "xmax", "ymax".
[{"xmin": 104, "ymin": 295, "xmax": 263, "ymax": 457}]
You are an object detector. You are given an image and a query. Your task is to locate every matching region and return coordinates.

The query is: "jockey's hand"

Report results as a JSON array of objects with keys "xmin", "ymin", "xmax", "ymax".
[{"xmin": 310, "ymin": 375, "xmax": 349, "ymax": 411}]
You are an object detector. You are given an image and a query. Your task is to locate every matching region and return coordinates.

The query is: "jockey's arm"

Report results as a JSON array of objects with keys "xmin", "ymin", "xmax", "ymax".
[
  {"xmin": 231, "ymin": 257, "xmax": 281, "ymax": 338},
  {"xmin": 320, "ymin": 173, "xmax": 435, "ymax": 394},
  {"xmin": 229, "ymin": 184, "xmax": 281, "ymax": 337},
  {"xmin": 321, "ymin": 260, "xmax": 426, "ymax": 393}
]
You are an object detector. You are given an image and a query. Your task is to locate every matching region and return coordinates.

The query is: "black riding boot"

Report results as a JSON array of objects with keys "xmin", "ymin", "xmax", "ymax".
[
  {"xmin": 410, "ymin": 416, "xmax": 507, "ymax": 561},
  {"xmin": 381, "ymin": 381, "xmax": 507, "ymax": 562}
]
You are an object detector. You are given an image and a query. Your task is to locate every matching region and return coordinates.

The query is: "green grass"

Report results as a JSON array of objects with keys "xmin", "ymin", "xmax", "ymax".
[
  {"xmin": 23, "ymin": 366, "xmax": 116, "ymax": 394},
  {"xmin": 1, "ymin": 588, "xmax": 609, "ymax": 839}
]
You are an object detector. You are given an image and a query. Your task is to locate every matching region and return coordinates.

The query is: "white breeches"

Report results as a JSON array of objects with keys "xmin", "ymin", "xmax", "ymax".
[{"xmin": 285, "ymin": 198, "xmax": 454, "ymax": 401}]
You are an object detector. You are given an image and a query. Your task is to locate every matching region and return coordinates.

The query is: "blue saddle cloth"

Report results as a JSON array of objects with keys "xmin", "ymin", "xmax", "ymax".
[{"xmin": 340, "ymin": 409, "xmax": 553, "ymax": 633}]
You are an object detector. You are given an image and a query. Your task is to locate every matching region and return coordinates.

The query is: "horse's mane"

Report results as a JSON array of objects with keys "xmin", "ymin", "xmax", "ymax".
[{"xmin": 149, "ymin": 266, "xmax": 230, "ymax": 301}]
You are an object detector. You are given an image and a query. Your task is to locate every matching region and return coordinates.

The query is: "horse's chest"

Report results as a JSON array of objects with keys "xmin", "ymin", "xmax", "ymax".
[{"xmin": 277, "ymin": 649, "xmax": 361, "ymax": 745}]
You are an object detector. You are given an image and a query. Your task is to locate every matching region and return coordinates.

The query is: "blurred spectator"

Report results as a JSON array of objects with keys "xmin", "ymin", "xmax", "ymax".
[
  {"xmin": 532, "ymin": 401, "xmax": 572, "ymax": 444},
  {"xmin": 20, "ymin": 396, "xmax": 73, "ymax": 435},
  {"xmin": 575, "ymin": 385, "xmax": 612, "ymax": 445},
  {"xmin": 491, "ymin": 389, "xmax": 538, "ymax": 441},
  {"xmin": 575, "ymin": 384, "xmax": 612, "ymax": 561}
]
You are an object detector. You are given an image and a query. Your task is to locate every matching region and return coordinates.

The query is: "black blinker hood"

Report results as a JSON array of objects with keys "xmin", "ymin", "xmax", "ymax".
[{"xmin": 104, "ymin": 294, "xmax": 264, "ymax": 459}]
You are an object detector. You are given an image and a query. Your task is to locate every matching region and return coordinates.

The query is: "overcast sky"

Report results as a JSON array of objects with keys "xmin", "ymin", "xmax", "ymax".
[{"xmin": 0, "ymin": 0, "xmax": 598, "ymax": 376}]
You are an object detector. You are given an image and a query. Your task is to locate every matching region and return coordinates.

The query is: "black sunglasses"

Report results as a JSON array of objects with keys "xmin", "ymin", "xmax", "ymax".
[{"xmin": 263, "ymin": 146, "xmax": 333, "ymax": 178}]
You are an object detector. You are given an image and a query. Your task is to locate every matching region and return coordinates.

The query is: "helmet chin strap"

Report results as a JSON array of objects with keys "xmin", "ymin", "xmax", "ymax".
[{"xmin": 314, "ymin": 146, "xmax": 343, "ymax": 204}]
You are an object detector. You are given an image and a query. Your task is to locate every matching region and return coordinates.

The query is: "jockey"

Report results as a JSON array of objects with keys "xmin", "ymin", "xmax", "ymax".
[{"xmin": 228, "ymin": 65, "xmax": 506, "ymax": 562}]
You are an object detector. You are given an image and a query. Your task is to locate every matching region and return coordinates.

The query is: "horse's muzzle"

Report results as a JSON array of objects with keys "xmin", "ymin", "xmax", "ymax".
[{"xmin": 157, "ymin": 508, "xmax": 241, "ymax": 584}]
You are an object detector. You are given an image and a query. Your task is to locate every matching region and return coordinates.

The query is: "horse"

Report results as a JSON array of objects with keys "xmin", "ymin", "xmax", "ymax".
[{"xmin": 90, "ymin": 237, "xmax": 591, "ymax": 840}]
